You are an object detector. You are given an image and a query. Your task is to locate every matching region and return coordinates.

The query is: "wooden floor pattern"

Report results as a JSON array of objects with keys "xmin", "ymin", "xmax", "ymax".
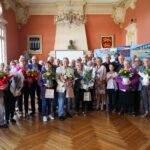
[{"xmin": 0, "ymin": 111, "xmax": 150, "ymax": 150}]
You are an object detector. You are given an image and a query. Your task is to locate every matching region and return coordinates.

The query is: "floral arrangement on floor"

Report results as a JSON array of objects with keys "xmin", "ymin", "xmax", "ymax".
[{"xmin": 0, "ymin": 71, "xmax": 13, "ymax": 90}]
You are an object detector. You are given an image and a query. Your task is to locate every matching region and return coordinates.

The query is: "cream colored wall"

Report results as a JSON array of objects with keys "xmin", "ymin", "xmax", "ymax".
[{"xmin": 54, "ymin": 24, "xmax": 88, "ymax": 50}]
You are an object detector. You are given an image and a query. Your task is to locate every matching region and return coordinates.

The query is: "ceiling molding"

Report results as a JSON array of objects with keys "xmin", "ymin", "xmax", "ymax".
[
  {"xmin": 2, "ymin": 0, "xmax": 30, "ymax": 26},
  {"xmin": 86, "ymin": 3, "xmax": 113, "ymax": 14},
  {"xmin": 112, "ymin": 0, "xmax": 137, "ymax": 26},
  {"xmin": 29, "ymin": 2, "xmax": 114, "ymax": 15},
  {"xmin": 29, "ymin": 3, "xmax": 56, "ymax": 15}
]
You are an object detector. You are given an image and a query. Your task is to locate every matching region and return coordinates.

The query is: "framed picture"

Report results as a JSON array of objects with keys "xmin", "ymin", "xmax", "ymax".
[
  {"xmin": 27, "ymin": 35, "xmax": 42, "ymax": 54},
  {"xmin": 101, "ymin": 35, "xmax": 114, "ymax": 48}
]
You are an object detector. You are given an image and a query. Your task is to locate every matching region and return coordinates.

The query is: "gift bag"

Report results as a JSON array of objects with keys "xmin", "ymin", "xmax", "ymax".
[
  {"xmin": 45, "ymin": 89, "xmax": 54, "ymax": 99},
  {"xmin": 13, "ymin": 89, "xmax": 21, "ymax": 97},
  {"xmin": 84, "ymin": 92, "xmax": 91, "ymax": 101},
  {"xmin": 66, "ymin": 87, "xmax": 74, "ymax": 98}
]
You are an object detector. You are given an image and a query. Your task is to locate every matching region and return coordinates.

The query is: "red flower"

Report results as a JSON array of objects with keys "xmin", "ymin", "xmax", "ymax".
[{"xmin": 0, "ymin": 71, "xmax": 13, "ymax": 89}]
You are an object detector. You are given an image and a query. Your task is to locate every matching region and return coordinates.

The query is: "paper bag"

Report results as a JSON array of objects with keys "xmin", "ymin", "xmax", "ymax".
[
  {"xmin": 45, "ymin": 89, "xmax": 54, "ymax": 99},
  {"xmin": 84, "ymin": 92, "xmax": 91, "ymax": 101},
  {"xmin": 66, "ymin": 87, "xmax": 74, "ymax": 98}
]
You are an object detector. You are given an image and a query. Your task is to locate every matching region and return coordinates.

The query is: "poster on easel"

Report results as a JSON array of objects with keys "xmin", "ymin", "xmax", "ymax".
[
  {"xmin": 130, "ymin": 43, "xmax": 150, "ymax": 60},
  {"xmin": 94, "ymin": 43, "xmax": 150, "ymax": 62},
  {"xmin": 94, "ymin": 48, "xmax": 117, "ymax": 62},
  {"xmin": 116, "ymin": 46, "xmax": 131, "ymax": 60}
]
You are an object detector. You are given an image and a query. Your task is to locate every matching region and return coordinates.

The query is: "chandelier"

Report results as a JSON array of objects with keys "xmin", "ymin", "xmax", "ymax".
[{"xmin": 55, "ymin": 0, "xmax": 86, "ymax": 26}]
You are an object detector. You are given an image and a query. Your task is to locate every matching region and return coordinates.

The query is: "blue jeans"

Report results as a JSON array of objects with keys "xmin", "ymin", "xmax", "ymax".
[
  {"xmin": 57, "ymin": 92, "xmax": 71, "ymax": 117},
  {"xmin": 41, "ymin": 87, "xmax": 55, "ymax": 116}
]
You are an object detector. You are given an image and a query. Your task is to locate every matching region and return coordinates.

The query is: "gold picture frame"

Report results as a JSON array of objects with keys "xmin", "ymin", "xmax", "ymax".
[
  {"xmin": 27, "ymin": 35, "xmax": 42, "ymax": 54},
  {"xmin": 100, "ymin": 35, "xmax": 114, "ymax": 48}
]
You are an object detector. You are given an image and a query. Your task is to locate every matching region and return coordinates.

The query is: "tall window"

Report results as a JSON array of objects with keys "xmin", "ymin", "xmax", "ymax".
[
  {"xmin": 0, "ymin": 23, "xmax": 7, "ymax": 64},
  {"xmin": 0, "ymin": 2, "xmax": 7, "ymax": 64}
]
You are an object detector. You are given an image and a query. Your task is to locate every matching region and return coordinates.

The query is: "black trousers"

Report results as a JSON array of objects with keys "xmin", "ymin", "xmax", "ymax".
[
  {"xmin": 118, "ymin": 90, "xmax": 136, "ymax": 114},
  {"xmin": 74, "ymin": 89, "xmax": 83, "ymax": 113},
  {"xmin": 4, "ymin": 89, "xmax": 16, "ymax": 121},
  {"xmin": 17, "ymin": 94, "xmax": 23, "ymax": 112},
  {"xmin": 74, "ymin": 89, "xmax": 90, "ymax": 113},
  {"xmin": 23, "ymin": 84, "xmax": 36, "ymax": 114},
  {"xmin": 107, "ymin": 89, "xmax": 117, "ymax": 111}
]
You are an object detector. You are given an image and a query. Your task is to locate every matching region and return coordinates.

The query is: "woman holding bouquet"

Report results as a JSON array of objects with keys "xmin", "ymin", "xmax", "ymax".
[
  {"xmin": 16, "ymin": 57, "xmax": 29, "ymax": 118},
  {"xmin": 79, "ymin": 61, "xmax": 95, "ymax": 115},
  {"xmin": 40, "ymin": 62, "xmax": 56, "ymax": 122},
  {"xmin": 9, "ymin": 59, "xmax": 24, "ymax": 117},
  {"xmin": 106, "ymin": 63, "xmax": 118, "ymax": 112},
  {"xmin": 74, "ymin": 62, "xmax": 84, "ymax": 115},
  {"xmin": 116, "ymin": 60, "xmax": 139, "ymax": 116},
  {"xmin": 95, "ymin": 57, "xmax": 107, "ymax": 111},
  {"xmin": 56, "ymin": 57, "xmax": 74, "ymax": 121}
]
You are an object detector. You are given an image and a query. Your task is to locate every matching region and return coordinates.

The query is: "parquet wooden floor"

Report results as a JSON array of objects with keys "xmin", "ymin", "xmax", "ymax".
[{"xmin": 0, "ymin": 111, "xmax": 150, "ymax": 150}]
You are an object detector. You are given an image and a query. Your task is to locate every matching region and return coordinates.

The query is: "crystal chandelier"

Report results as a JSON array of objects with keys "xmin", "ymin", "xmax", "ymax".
[{"xmin": 55, "ymin": 0, "xmax": 86, "ymax": 26}]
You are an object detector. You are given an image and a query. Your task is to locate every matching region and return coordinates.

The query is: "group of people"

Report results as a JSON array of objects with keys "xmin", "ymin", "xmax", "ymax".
[{"xmin": 0, "ymin": 52, "xmax": 149, "ymax": 128}]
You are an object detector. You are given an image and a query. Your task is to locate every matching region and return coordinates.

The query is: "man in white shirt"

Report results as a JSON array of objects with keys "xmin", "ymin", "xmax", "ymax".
[{"xmin": 56, "ymin": 57, "xmax": 74, "ymax": 121}]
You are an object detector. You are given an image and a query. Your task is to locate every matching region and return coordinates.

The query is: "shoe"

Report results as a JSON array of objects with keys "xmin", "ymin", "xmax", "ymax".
[
  {"xmin": 66, "ymin": 113, "xmax": 72, "ymax": 118},
  {"xmin": 0, "ymin": 124, "xmax": 8, "ymax": 128},
  {"xmin": 49, "ymin": 114, "xmax": 54, "ymax": 120},
  {"xmin": 82, "ymin": 112, "xmax": 87, "ymax": 116},
  {"xmin": 58, "ymin": 116, "xmax": 65, "ymax": 121},
  {"xmin": 118, "ymin": 111, "xmax": 124, "ymax": 115},
  {"xmin": 10, "ymin": 119, "xmax": 16, "ymax": 123},
  {"xmin": 25, "ymin": 113, "xmax": 29, "ymax": 119},
  {"xmin": 100, "ymin": 105, "xmax": 104, "ymax": 111},
  {"xmin": 112, "ymin": 109, "xmax": 117, "ymax": 113},
  {"xmin": 6, "ymin": 120, "xmax": 9, "ymax": 125},
  {"xmin": 132, "ymin": 112, "xmax": 136, "ymax": 117},
  {"xmin": 142, "ymin": 112, "xmax": 148, "ymax": 118},
  {"xmin": 96, "ymin": 107, "xmax": 100, "ymax": 111},
  {"xmin": 75, "ymin": 112, "xmax": 79, "ymax": 116},
  {"xmin": 30, "ymin": 112, "xmax": 35, "ymax": 116},
  {"xmin": 96, "ymin": 105, "xmax": 100, "ymax": 111},
  {"xmin": 18, "ymin": 111, "xmax": 23, "ymax": 118},
  {"xmin": 43, "ymin": 116, "xmax": 47, "ymax": 122}
]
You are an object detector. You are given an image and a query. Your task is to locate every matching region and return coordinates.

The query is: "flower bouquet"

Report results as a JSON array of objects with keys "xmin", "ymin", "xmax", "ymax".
[
  {"xmin": 81, "ymin": 68, "xmax": 94, "ymax": 90},
  {"xmin": 61, "ymin": 71, "xmax": 76, "ymax": 98},
  {"xmin": 139, "ymin": 68, "xmax": 150, "ymax": 85},
  {"xmin": 0, "ymin": 71, "xmax": 13, "ymax": 90},
  {"xmin": 23, "ymin": 69, "xmax": 39, "ymax": 86},
  {"xmin": 23, "ymin": 69, "xmax": 39, "ymax": 79},
  {"xmin": 43, "ymin": 70, "xmax": 55, "ymax": 88},
  {"xmin": 118, "ymin": 69, "xmax": 133, "ymax": 85}
]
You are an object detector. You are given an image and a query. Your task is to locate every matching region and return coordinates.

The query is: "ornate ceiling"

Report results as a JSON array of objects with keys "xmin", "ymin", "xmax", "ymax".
[{"xmin": 2, "ymin": 0, "xmax": 137, "ymax": 26}]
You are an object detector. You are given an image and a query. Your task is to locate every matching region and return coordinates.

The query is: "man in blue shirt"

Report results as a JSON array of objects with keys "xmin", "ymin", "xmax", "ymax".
[{"xmin": 28, "ymin": 56, "xmax": 42, "ymax": 115}]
